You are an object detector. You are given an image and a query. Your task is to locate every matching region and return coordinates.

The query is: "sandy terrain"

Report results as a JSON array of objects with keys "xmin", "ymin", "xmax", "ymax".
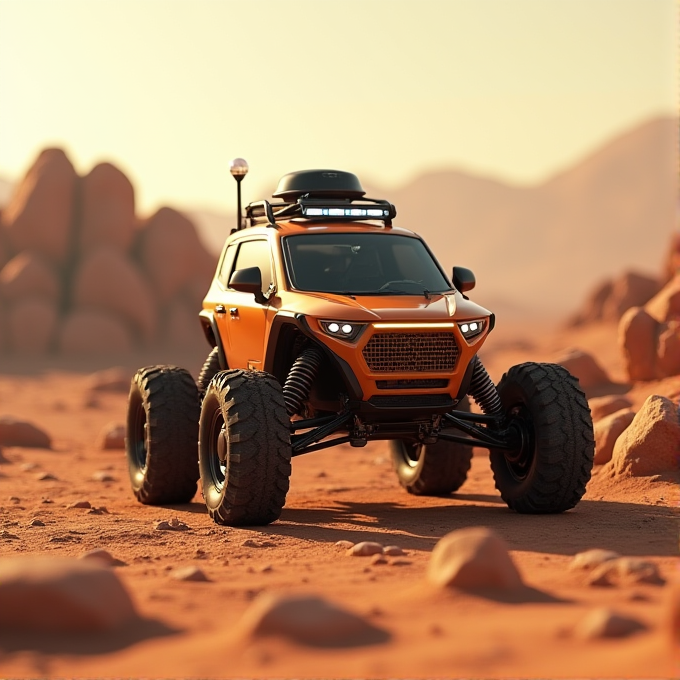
[{"xmin": 0, "ymin": 321, "xmax": 677, "ymax": 679}]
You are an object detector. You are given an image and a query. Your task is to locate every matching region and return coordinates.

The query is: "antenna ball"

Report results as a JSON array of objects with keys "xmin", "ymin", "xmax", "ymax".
[{"xmin": 230, "ymin": 158, "xmax": 249, "ymax": 178}]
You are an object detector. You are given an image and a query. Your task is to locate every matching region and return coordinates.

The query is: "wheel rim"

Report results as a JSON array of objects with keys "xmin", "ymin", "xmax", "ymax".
[
  {"xmin": 132, "ymin": 401, "xmax": 148, "ymax": 473},
  {"xmin": 502, "ymin": 404, "xmax": 535, "ymax": 481},
  {"xmin": 207, "ymin": 407, "xmax": 227, "ymax": 492},
  {"xmin": 403, "ymin": 442, "xmax": 423, "ymax": 468}
]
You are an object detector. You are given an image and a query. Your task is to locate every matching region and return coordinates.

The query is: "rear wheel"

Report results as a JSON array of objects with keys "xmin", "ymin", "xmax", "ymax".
[
  {"xmin": 197, "ymin": 347, "xmax": 222, "ymax": 400},
  {"xmin": 199, "ymin": 370, "xmax": 292, "ymax": 526},
  {"xmin": 126, "ymin": 365, "xmax": 200, "ymax": 504},
  {"xmin": 490, "ymin": 362, "xmax": 594, "ymax": 513},
  {"xmin": 390, "ymin": 398, "xmax": 473, "ymax": 496}
]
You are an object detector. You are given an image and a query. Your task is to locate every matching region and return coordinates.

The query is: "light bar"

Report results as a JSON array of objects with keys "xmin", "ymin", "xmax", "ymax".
[
  {"xmin": 373, "ymin": 322, "xmax": 455, "ymax": 329},
  {"xmin": 303, "ymin": 207, "xmax": 389, "ymax": 218}
]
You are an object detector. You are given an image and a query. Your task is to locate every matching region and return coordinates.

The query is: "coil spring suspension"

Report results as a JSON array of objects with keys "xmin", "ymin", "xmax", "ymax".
[
  {"xmin": 283, "ymin": 345, "xmax": 325, "ymax": 416},
  {"xmin": 468, "ymin": 356, "xmax": 504, "ymax": 418}
]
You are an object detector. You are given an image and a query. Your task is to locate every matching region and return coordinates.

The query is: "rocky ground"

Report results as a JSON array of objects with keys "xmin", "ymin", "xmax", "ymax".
[{"xmin": 0, "ymin": 319, "xmax": 677, "ymax": 679}]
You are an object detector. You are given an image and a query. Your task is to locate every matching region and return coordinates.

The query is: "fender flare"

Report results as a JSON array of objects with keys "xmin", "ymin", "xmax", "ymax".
[{"xmin": 198, "ymin": 310, "xmax": 227, "ymax": 370}]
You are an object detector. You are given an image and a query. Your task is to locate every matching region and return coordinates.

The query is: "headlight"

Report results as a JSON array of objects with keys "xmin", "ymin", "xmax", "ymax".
[
  {"xmin": 319, "ymin": 320, "xmax": 365, "ymax": 342},
  {"xmin": 459, "ymin": 319, "xmax": 486, "ymax": 342}
]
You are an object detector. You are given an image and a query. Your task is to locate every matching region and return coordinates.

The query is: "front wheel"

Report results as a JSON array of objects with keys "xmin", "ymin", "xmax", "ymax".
[
  {"xmin": 198, "ymin": 370, "xmax": 292, "ymax": 526},
  {"xmin": 490, "ymin": 362, "xmax": 594, "ymax": 514}
]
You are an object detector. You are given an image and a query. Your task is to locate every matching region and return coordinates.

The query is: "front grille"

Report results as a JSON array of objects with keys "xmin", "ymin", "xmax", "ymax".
[
  {"xmin": 376, "ymin": 379, "xmax": 449, "ymax": 390},
  {"xmin": 368, "ymin": 394, "xmax": 455, "ymax": 408},
  {"xmin": 362, "ymin": 332, "xmax": 458, "ymax": 373}
]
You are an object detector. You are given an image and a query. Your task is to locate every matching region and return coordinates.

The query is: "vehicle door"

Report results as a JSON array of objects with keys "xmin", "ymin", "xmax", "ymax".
[{"xmin": 216, "ymin": 237, "xmax": 274, "ymax": 370}]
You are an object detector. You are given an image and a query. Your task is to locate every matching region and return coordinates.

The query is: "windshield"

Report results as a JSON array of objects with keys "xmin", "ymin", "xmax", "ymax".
[{"xmin": 283, "ymin": 233, "xmax": 451, "ymax": 295}]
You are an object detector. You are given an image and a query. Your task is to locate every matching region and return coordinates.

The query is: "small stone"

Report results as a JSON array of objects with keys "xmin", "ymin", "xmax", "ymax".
[
  {"xmin": 574, "ymin": 608, "xmax": 646, "ymax": 639},
  {"xmin": 87, "ymin": 506, "xmax": 109, "ymax": 515},
  {"xmin": 28, "ymin": 519, "xmax": 45, "ymax": 527},
  {"xmin": 84, "ymin": 395, "xmax": 101, "ymax": 409},
  {"xmin": 613, "ymin": 557, "xmax": 665, "ymax": 585},
  {"xmin": 383, "ymin": 545, "xmax": 405, "ymax": 556},
  {"xmin": 86, "ymin": 367, "xmax": 132, "ymax": 393},
  {"xmin": 93, "ymin": 470, "xmax": 116, "ymax": 482},
  {"xmin": 370, "ymin": 554, "xmax": 387, "ymax": 565},
  {"xmin": 97, "ymin": 423, "xmax": 125, "ymax": 451},
  {"xmin": 316, "ymin": 471, "xmax": 327, "ymax": 478},
  {"xmin": 241, "ymin": 538, "xmax": 275, "ymax": 548},
  {"xmin": 8, "ymin": 496, "xmax": 20, "ymax": 502},
  {"xmin": 570, "ymin": 549, "xmax": 620, "ymax": 570},
  {"xmin": 36, "ymin": 472, "xmax": 57, "ymax": 481},
  {"xmin": 586, "ymin": 568, "xmax": 614, "ymax": 587},
  {"xmin": 172, "ymin": 566, "xmax": 210, "ymax": 582},
  {"xmin": 259, "ymin": 565, "xmax": 273, "ymax": 573},
  {"xmin": 20, "ymin": 462, "xmax": 38, "ymax": 471},
  {"xmin": 155, "ymin": 518, "xmax": 190, "ymax": 531},
  {"xmin": 388, "ymin": 559, "xmax": 412, "ymax": 567},
  {"xmin": 194, "ymin": 548, "xmax": 207, "ymax": 559},
  {"xmin": 79, "ymin": 549, "xmax": 126, "ymax": 567},
  {"xmin": 334, "ymin": 540, "xmax": 354, "ymax": 550},
  {"xmin": 0, "ymin": 530, "xmax": 19, "ymax": 539},
  {"xmin": 68, "ymin": 500, "xmax": 92, "ymax": 509},
  {"xmin": 41, "ymin": 498, "xmax": 53, "ymax": 504},
  {"xmin": 347, "ymin": 541, "xmax": 384, "ymax": 557}
]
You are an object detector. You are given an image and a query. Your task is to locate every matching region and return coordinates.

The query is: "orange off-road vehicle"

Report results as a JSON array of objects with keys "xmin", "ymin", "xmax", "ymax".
[{"xmin": 126, "ymin": 165, "xmax": 594, "ymax": 526}]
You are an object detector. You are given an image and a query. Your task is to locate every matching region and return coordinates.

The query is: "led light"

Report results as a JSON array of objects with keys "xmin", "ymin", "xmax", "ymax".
[
  {"xmin": 373, "ymin": 322, "xmax": 455, "ymax": 329},
  {"xmin": 461, "ymin": 324, "xmax": 469, "ymax": 333},
  {"xmin": 367, "ymin": 209, "xmax": 384, "ymax": 217},
  {"xmin": 470, "ymin": 322, "xmax": 478, "ymax": 331},
  {"xmin": 328, "ymin": 322, "xmax": 340, "ymax": 333},
  {"xmin": 306, "ymin": 208, "xmax": 323, "ymax": 216},
  {"xmin": 458, "ymin": 319, "xmax": 486, "ymax": 343},
  {"xmin": 329, "ymin": 208, "xmax": 345, "ymax": 216},
  {"xmin": 341, "ymin": 324, "xmax": 353, "ymax": 334}
]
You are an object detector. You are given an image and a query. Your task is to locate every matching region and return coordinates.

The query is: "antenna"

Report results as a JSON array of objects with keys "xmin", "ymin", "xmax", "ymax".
[{"xmin": 229, "ymin": 158, "xmax": 249, "ymax": 231}]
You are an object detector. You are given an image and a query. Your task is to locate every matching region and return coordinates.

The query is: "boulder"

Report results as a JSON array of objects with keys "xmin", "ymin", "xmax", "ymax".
[
  {"xmin": 427, "ymin": 527, "xmax": 523, "ymax": 590},
  {"xmin": 80, "ymin": 162, "xmax": 136, "ymax": 254},
  {"xmin": 610, "ymin": 395, "xmax": 680, "ymax": 477},
  {"xmin": 0, "ymin": 556, "xmax": 137, "ymax": 631},
  {"xmin": 0, "ymin": 148, "xmax": 76, "ymax": 265},
  {"xmin": 645, "ymin": 274, "xmax": 680, "ymax": 323},
  {"xmin": 7, "ymin": 298, "xmax": 59, "ymax": 354},
  {"xmin": 71, "ymin": 248, "xmax": 157, "ymax": 343},
  {"xmin": 588, "ymin": 395, "xmax": 633, "ymax": 422},
  {"xmin": 574, "ymin": 608, "xmax": 646, "ymax": 639},
  {"xmin": 237, "ymin": 593, "xmax": 387, "ymax": 646},
  {"xmin": 0, "ymin": 251, "xmax": 60, "ymax": 304},
  {"xmin": 58, "ymin": 309, "xmax": 133, "ymax": 355},
  {"xmin": 136, "ymin": 208, "xmax": 212, "ymax": 303},
  {"xmin": 0, "ymin": 417, "xmax": 51, "ymax": 448},
  {"xmin": 593, "ymin": 408, "xmax": 635, "ymax": 465},
  {"xmin": 554, "ymin": 348, "xmax": 611, "ymax": 389},
  {"xmin": 601, "ymin": 271, "xmax": 660, "ymax": 321},
  {"xmin": 618, "ymin": 307, "xmax": 659, "ymax": 381},
  {"xmin": 657, "ymin": 320, "xmax": 680, "ymax": 377}
]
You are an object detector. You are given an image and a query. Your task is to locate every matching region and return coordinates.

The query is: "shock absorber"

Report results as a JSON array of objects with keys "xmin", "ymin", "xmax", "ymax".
[
  {"xmin": 283, "ymin": 344, "xmax": 325, "ymax": 416},
  {"xmin": 468, "ymin": 355, "xmax": 504, "ymax": 418}
]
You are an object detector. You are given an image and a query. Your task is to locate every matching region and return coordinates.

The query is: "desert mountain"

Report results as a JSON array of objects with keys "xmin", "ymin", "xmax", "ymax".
[{"xmin": 189, "ymin": 117, "xmax": 676, "ymax": 321}]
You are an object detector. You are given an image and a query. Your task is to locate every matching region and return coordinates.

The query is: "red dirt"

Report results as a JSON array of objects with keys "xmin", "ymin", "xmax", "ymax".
[{"xmin": 0, "ymin": 321, "xmax": 677, "ymax": 679}]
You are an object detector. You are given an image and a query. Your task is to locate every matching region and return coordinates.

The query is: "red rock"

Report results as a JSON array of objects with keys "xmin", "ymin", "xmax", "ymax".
[
  {"xmin": 79, "ymin": 549, "xmax": 126, "ymax": 567},
  {"xmin": 645, "ymin": 274, "xmax": 680, "ymax": 322},
  {"xmin": 589, "ymin": 395, "xmax": 633, "ymax": 422},
  {"xmin": 136, "ymin": 208, "xmax": 212, "ymax": 303},
  {"xmin": 574, "ymin": 608, "xmax": 646, "ymax": 639},
  {"xmin": 171, "ymin": 566, "xmax": 210, "ymax": 582},
  {"xmin": 554, "ymin": 348, "xmax": 611, "ymax": 389},
  {"xmin": 58, "ymin": 309, "xmax": 133, "ymax": 355},
  {"xmin": 0, "ymin": 417, "xmax": 51, "ymax": 448},
  {"xmin": 427, "ymin": 527, "xmax": 523, "ymax": 590},
  {"xmin": 97, "ymin": 422, "xmax": 125, "ymax": 450},
  {"xmin": 657, "ymin": 320, "xmax": 680, "ymax": 377},
  {"xmin": 7, "ymin": 298, "xmax": 58, "ymax": 354},
  {"xmin": 601, "ymin": 271, "xmax": 660, "ymax": 320},
  {"xmin": 237, "ymin": 593, "xmax": 386, "ymax": 646},
  {"xmin": 347, "ymin": 541, "xmax": 384, "ymax": 556},
  {"xmin": 71, "ymin": 248, "xmax": 157, "ymax": 343},
  {"xmin": 0, "ymin": 556, "xmax": 137, "ymax": 631},
  {"xmin": 80, "ymin": 162, "xmax": 136, "ymax": 254},
  {"xmin": 610, "ymin": 395, "xmax": 680, "ymax": 476},
  {"xmin": 0, "ymin": 148, "xmax": 77, "ymax": 265},
  {"xmin": 593, "ymin": 408, "xmax": 635, "ymax": 465},
  {"xmin": 0, "ymin": 251, "xmax": 60, "ymax": 304},
  {"xmin": 618, "ymin": 306, "xmax": 659, "ymax": 381}
]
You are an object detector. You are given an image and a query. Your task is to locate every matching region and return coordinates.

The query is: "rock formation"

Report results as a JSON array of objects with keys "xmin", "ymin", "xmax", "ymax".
[{"xmin": 0, "ymin": 148, "xmax": 217, "ymax": 354}]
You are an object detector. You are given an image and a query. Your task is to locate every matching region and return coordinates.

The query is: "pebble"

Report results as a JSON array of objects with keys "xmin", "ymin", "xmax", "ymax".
[
  {"xmin": 28, "ymin": 519, "xmax": 45, "ymax": 527},
  {"xmin": 574, "ymin": 608, "xmax": 646, "ymax": 639},
  {"xmin": 370, "ymin": 554, "xmax": 387, "ymax": 565},
  {"xmin": 241, "ymin": 539, "xmax": 276, "ymax": 548},
  {"xmin": 8, "ymin": 496, "xmax": 20, "ymax": 503},
  {"xmin": 68, "ymin": 500, "xmax": 92, "ymax": 509},
  {"xmin": 388, "ymin": 559, "xmax": 412, "ymax": 567},
  {"xmin": 347, "ymin": 541, "xmax": 384, "ymax": 557},
  {"xmin": 93, "ymin": 471, "xmax": 116, "ymax": 482},
  {"xmin": 87, "ymin": 506, "xmax": 109, "ymax": 515},
  {"xmin": 171, "ymin": 566, "xmax": 210, "ymax": 582},
  {"xmin": 383, "ymin": 545, "xmax": 405, "ymax": 556},
  {"xmin": 155, "ymin": 517, "xmax": 190, "ymax": 531},
  {"xmin": 36, "ymin": 472, "xmax": 57, "ymax": 481},
  {"xmin": 79, "ymin": 549, "xmax": 126, "ymax": 567},
  {"xmin": 0, "ymin": 530, "xmax": 19, "ymax": 539},
  {"xmin": 20, "ymin": 462, "xmax": 38, "ymax": 471},
  {"xmin": 334, "ymin": 540, "xmax": 354, "ymax": 550},
  {"xmin": 570, "ymin": 549, "xmax": 620, "ymax": 570},
  {"xmin": 97, "ymin": 423, "xmax": 125, "ymax": 450}
]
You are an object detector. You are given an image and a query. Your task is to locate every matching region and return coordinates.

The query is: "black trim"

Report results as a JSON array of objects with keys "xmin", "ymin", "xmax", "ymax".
[{"xmin": 199, "ymin": 311, "xmax": 227, "ymax": 369}]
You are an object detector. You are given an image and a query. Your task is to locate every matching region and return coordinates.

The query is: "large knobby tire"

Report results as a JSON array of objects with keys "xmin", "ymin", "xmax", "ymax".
[
  {"xmin": 390, "ymin": 398, "xmax": 473, "ymax": 496},
  {"xmin": 126, "ymin": 365, "xmax": 200, "ymax": 505},
  {"xmin": 490, "ymin": 362, "xmax": 594, "ymax": 513},
  {"xmin": 199, "ymin": 369, "xmax": 292, "ymax": 526},
  {"xmin": 197, "ymin": 347, "xmax": 222, "ymax": 400}
]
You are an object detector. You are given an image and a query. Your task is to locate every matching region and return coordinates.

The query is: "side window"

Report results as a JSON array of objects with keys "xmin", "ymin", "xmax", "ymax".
[
  {"xmin": 231, "ymin": 240, "xmax": 273, "ymax": 294},
  {"xmin": 217, "ymin": 244, "xmax": 237, "ymax": 288}
]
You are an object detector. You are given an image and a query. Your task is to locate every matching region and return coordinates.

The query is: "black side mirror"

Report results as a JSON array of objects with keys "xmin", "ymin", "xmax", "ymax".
[
  {"xmin": 229, "ymin": 267, "xmax": 266, "ymax": 304},
  {"xmin": 452, "ymin": 266, "xmax": 476, "ymax": 293}
]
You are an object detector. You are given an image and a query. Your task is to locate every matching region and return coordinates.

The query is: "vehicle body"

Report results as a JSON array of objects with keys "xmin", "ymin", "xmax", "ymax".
[{"xmin": 126, "ymin": 167, "xmax": 595, "ymax": 526}]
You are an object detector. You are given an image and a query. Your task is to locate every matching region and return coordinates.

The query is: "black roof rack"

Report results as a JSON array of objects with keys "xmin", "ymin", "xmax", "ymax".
[{"xmin": 244, "ymin": 169, "xmax": 396, "ymax": 229}]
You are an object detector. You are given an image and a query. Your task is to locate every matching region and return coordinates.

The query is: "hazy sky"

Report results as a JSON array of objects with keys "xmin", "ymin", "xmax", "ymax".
[{"xmin": 0, "ymin": 0, "xmax": 676, "ymax": 214}]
